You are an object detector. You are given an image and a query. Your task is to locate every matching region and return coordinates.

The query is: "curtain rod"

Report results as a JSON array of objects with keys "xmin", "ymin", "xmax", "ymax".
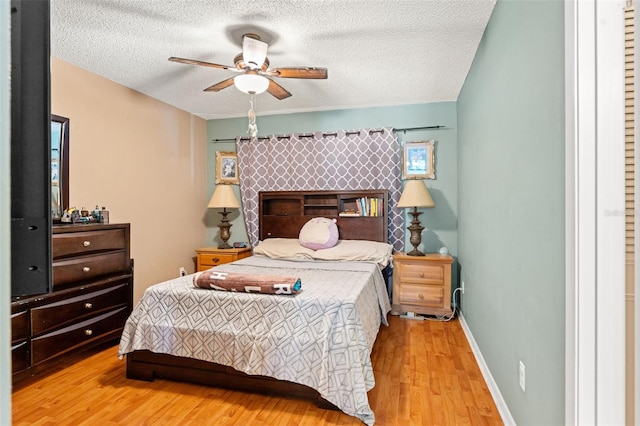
[
  {"xmin": 210, "ymin": 125, "xmax": 446, "ymax": 143},
  {"xmin": 395, "ymin": 125, "xmax": 445, "ymax": 133}
]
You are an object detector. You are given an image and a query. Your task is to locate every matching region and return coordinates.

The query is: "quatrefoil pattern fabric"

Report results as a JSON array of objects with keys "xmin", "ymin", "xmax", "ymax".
[{"xmin": 236, "ymin": 127, "xmax": 404, "ymax": 251}]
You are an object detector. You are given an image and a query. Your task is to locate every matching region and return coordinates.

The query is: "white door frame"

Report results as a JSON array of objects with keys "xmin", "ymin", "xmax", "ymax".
[
  {"xmin": 0, "ymin": 0, "xmax": 10, "ymax": 424},
  {"xmin": 635, "ymin": 0, "xmax": 640, "ymax": 421},
  {"xmin": 565, "ymin": 0, "xmax": 626, "ymax": 424}
]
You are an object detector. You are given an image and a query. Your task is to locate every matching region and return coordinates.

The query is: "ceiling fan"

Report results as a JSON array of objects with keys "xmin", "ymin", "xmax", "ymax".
[{"xmin": 169, "ymin": 34, "xmax": 328, "ymax": 100}]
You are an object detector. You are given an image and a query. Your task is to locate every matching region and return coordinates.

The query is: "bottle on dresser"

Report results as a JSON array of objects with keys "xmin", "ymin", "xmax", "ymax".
[{"xmin": 100, "ymin": 206, "xmax": 109, "ymax": 224}]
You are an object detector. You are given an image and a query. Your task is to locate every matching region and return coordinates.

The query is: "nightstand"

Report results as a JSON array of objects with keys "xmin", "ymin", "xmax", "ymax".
[
  {"xmin": 392, "ymin": 252, "xmax": 454, "ymax": 316},
  {"xmin": 195, "ymin": 246, "xmax": 252, "ymax": 271}
]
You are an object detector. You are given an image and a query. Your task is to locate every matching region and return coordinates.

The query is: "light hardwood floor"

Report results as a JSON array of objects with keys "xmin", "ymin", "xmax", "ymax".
[{"xmin": 12, "ymin": 316, "xmax": 503, "ymax": 425}]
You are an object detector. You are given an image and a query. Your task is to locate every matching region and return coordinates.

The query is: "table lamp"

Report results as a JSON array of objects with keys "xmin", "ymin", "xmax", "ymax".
[
  {"xmin": 397, "ymin": 180, "xmax": 435, "ymax": 256},
  {"xmin": 208, "ymin": 185, "xmax": 241, "ymax": 249}
]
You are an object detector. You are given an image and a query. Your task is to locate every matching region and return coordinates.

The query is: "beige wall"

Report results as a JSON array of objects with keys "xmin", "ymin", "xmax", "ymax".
[{"xmin": 51, "ymin": 58, "xmax": 208, "ymax": 303}]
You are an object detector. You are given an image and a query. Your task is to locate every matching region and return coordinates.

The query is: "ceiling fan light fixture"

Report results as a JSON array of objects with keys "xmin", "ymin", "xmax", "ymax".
[
  {"xmin": 242, "ymin": 34, "xmax": 268, "ymax": 70},
  {"xmin": 234, "ymin": 74, "xmax": 269, "ymax": 95}
]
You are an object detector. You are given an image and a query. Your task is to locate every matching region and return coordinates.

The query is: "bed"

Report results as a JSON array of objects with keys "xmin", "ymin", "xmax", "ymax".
[{"xmin": 118, "ymin": 190, "xmax": 393, "ymax": 425}]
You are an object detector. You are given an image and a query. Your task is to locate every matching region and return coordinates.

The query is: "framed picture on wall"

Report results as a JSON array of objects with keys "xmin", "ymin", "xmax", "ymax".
[
  {"xmin": 402, "ymin": 140, "xmax": 435, "ymax": 179},
  {"xmin": 215, "ymin": 151, "xmax": 239, "ymax": 184}
]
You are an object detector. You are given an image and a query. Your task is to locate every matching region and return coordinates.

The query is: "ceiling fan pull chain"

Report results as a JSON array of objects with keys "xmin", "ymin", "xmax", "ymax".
[{"xmin": 247, "ymin": 94, "xmax": 258, "ymax": 138}]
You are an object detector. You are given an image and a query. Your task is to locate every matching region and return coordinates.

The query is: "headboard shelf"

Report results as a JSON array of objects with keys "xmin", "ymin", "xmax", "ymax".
[{"xmin": 259, "ymin": 190, "xmax": 389, "ymax": 242}]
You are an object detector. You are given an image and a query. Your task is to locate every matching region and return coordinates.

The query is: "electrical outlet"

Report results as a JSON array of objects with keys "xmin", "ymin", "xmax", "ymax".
[
  {"xmin": 179, "ymin": 267, "xmax": 187, "ymax": 277},
  {"xmin": 519, "ymin": 361, "xmax": 526, "ymax": 392},
  {"xmin": 461, "ymin": 280, "xmax": 465, "ymax": 294}
]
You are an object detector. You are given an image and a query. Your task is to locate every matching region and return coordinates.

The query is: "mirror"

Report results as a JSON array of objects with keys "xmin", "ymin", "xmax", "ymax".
[{"xmin": 51, "ymin": 114, "xmax": 69, "ymax": 220}]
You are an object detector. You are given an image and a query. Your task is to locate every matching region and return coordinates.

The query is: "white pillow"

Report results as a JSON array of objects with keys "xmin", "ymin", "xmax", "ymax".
[
  {"xmin": 311, "ymin": 240, "xmax": 393, "ymax": 268},
  {"xmin": 298, "ymin": 217, "xmax": 339, "ymax": 250},
  {"xmin": 253, "ymin": 238, "xmax": 315, "ymax": 259}
]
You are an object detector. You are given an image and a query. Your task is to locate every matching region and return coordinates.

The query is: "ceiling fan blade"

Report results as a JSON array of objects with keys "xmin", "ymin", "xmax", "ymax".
[
  {"xmin": 267, "ymin": 67, "xmax": 328, "ymax": 79},
  {"xmin": 267, "ymin": 79, "xmax": 292, "ymax": 100},
  {"xmin": 169, "ymin": 56, "xmax": 236, "ymax": 71},
  {"xmin": 242, "ymin": 35, "xmax": 268, "ymax": 69},
  {"xmin": 204, "ymin": 77, "xmax": 236, "ymax": 92}
]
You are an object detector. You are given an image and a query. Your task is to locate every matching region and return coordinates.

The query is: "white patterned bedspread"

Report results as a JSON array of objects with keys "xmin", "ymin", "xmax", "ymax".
[{"xmin": 118, "ymin": 256, "xmax": 391, "ymax": 425}]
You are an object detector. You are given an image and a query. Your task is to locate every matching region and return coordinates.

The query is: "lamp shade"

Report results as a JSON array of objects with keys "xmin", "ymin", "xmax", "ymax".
[
  {"xmin": 234, "ymin": 73, "xmax": 269, "ymax": 95},
  {"xmin": 208, "ymin": 185, "xmax": 241, "ymax": 209},
  {"xmin": 397, "ymin": 180, "xmax": 435, "ymax": 208}
]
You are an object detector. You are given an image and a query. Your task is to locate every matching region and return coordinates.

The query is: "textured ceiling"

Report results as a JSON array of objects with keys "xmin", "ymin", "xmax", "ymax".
[{"xmin": 51, "ymin": 0, "xmax": 496, "ymax": 120}]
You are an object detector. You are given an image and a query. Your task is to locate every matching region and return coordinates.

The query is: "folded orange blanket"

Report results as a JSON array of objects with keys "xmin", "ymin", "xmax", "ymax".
[{"xmin": 193, "ymin": 270, "xmax": 302, "ymax": 295}]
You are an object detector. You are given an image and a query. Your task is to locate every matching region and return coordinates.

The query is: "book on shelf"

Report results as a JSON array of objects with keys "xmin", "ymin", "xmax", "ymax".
[
  {"xmin": 352, "ymin": 197, "xmax": 384, "ymax": 217},
  {"xmin": 355, "ymin": 201, "xmax": 363, "ymax": 216},
  {"xmin": 339, "ymin": 211, "xmax": 361, "ymax": 217}
]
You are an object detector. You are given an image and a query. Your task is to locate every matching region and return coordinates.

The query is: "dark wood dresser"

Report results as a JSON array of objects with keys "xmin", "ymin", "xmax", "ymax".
[{"xmin": 11, "ymin": 223, "xmax": 133, "ymax": 383}]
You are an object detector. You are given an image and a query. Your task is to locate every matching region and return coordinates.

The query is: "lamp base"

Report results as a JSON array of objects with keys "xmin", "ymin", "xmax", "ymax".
[
  {"xmin": 217, "ymin": 240, "xmax": 232, "ymax": 250},
  {"xmin": 217, "ymin": 209, "xmax": 233, "ymax": 249},
  {"xmin": 406, "ymin": 248, "xmax": 426, "ymax": 257},
  {"xmin": 406, "ymin": 207, "xmax": 425, "ymax": 256}
]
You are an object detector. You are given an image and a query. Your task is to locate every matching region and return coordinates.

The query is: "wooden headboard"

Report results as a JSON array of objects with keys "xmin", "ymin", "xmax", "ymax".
[{"xmin": 259, "ymin": 190, "xmax": 389, "ymax": 243}]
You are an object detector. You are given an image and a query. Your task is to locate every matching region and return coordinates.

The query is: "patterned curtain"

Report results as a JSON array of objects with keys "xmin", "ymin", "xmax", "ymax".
[{"xmin": 236, "ymin": 127, "xmax": 404, "ymax": 251}]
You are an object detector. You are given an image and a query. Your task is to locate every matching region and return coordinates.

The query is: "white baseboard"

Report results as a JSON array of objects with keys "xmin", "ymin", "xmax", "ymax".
[{"xmin": 458, "ymin": 312, "xmax": 516, "ymax": 426}]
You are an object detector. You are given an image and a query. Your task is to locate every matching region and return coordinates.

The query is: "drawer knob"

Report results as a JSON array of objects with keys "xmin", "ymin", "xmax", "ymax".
[
  {"xmin": 82, "ymin": 266, "xmax": 91, "ymax": 272},
  {"xmin": 85, "ymin": 303, "xmax": 93, "ymax": 309},
  {"xmin": 85, "ymin": 329, "xmax": 93, "ymax": 336},
  {"xmin": 419, "ymin": 293, "xmax": 424, "ymax": 300},
  {"xmin": 83, "ymin": 240, "xmax": 91, "ymax": 247},
  {"xmin": 419, "ymin": 272, "xmax": 425, "ymax": 278},
  {"xmin": 212, "ymin": 257, "xmax": 220, "ymax": 263}
]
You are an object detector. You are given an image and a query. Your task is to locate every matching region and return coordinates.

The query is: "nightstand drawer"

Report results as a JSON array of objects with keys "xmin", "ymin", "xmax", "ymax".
[
  {"xmin": 398, "ymin": 284, "xmax": 444, "ymax": 308},
  {"xmin": 196, "ymin": 247, "xmax": 252, "ymax": 271},
  {"xmin": 199, "ymin": 253, "xmax": 237, "ymax": 267},
  {"xmin": 398, "ymin": 263, "xmax": 444, "ymax": 285}
]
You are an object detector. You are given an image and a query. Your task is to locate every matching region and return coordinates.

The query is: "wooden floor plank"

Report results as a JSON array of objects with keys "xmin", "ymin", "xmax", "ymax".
[{"xmin": 12, "ymin": 316, "xmax": 503, "ymax": 425}]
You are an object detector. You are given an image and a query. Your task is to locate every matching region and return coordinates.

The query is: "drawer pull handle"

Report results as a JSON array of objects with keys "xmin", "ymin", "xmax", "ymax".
[
  {"xmin": 85, "ymin": 329, "xmax": 93, "ymax": 336},
  {"xmin": 85, "ymin": 303, "xmax": 93, "ymax": 309},
  {"xmin": 83, "ymin": 240, "xmax": 91, "ymax": 247},
  {"xmin": 419, "ymin": 293, "xmax": 424, "ymax": 300},
  {"xmin": 82, "ymin": 266, "xmax": 91, "ymax": 272},
  {"xmin": 212, "ymin": 257, "xmax": 220, "ymax": 263},
  {"xmin": 419, "ymin": 272, "xmax": 425, "ymax": 278}
]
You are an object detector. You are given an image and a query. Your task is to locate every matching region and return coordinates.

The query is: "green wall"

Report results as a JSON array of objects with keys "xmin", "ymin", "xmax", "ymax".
[
  {"xmin": 207, "ymin": 102, "xmax": 460, "ymax": 285},
  {"xmin": 457, "ymin": 0, "xmax": 565, "ymax": 424}
]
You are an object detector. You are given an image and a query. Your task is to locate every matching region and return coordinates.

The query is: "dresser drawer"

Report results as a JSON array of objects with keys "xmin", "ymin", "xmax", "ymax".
[
  {"xmin": 397, "ymin": 262, "xmax": 444, "ymax": 285},
  {"xmin": 31, "ymin": 283, "xmax": 129, "ymax": 336},
  {"xmin": 12, "ymin": 341, "xmax": 29, "ymax": 373},
  {"xmin": 398, "ymin": 283, "xmax": 444, "ymax": 308},
  {"xmin": 11, "ymin": 310, "xmax": 29, "ymax": 344},
  {"xmin": 53, "ymin": 228, "xmax": 126, "ymax": 259},
  {"xmin": 31, "ymin": 307, "xmax": 129, "ymax": 366},
  {"xmin": 53, "ymin": 251, "xmax": 128, "ymax": 288}
]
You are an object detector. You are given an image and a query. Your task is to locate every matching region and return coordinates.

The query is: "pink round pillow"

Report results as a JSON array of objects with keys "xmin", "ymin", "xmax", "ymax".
[{"xmin": 299, "ymin": 217, "xmax": 339, "ymax": 250}]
